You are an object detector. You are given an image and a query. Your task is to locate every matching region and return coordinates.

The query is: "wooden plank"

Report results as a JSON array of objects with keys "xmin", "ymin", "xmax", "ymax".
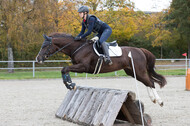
[
  {"xmin": 124, "ymin": 99, "xmax": 147, "ymax": 125},
  {"xmin": 91, "ymin": 90, "xmax": 120, "ymax": 126},
  {"xmin": 100, "ymin": 91, "xmax": 128, "ymax": 126},
  {"xmin": 55, "ymin": 89, "xmax": 76, "ymax": 118},
  {"xmin": 61, "ymin": 88, "xmax": 81, "ymax": 120},
  {"xmin": 121, "ymin": 104, "xmax": 135, "ymax": 124},
  {"xmin": 78, "ymin": 89, "xmax": 100, "ymax": 124},
  {"xmin": 66, "ymin": 88, "xmax": 88, "ymax": 121},
  {"xmin": 85, "ymin": 89, "xmax": 108, "ymax": 124},
  {"xmin": 72, "ymin": 88, "xmax": 94, "ymax": 123},
  {"xmin": 125, "ymin": 99, "xmax": 141, "ymax": 117},
  {"xmin": 114, "ymin": 119, "xmax": 142, "ymax": 126},
  {"xmin": 127, "ymin": 92, "xmax": 136, "ymax": 101},
  {"xmin": 55, "ymin": 86, "xmax": 151, "ymax": 126}
]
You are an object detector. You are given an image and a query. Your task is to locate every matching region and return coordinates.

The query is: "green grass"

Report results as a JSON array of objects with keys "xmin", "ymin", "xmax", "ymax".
[
  {"xmin": 0, "ymin": 70, "xmax": 126, "ymax": 80},
  {"xmin": 156, "ymin": 69, "xmax": 186, "ymax": 76},
  {"xmin": 0, "ymin": 69, "xmax": 186, "ymax": 80}
]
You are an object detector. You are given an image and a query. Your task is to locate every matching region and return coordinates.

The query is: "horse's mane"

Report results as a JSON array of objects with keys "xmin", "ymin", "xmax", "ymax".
[
  {"xmin": 48, "ymin": 32, "xmax": 92, "ymax": 44},
  {"xmin": 48, "ymin": 32, "xmax": 73, "ymax": 38}
]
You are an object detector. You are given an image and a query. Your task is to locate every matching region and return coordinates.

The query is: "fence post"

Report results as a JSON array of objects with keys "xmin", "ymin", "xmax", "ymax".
[{"xmin": 33, "ymin": 61, "xmax": 35, "ymax": 77}]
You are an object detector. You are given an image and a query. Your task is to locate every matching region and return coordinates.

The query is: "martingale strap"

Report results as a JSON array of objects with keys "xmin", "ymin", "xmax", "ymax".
[{"xmin": 93, "ymin": 56, "xmax": 103, "ymax": 74}]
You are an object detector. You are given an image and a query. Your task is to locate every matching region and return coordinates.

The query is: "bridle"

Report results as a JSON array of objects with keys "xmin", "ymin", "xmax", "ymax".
[
  {"xmin": 37, "ymin": 37, "xmax": 91, "ymax": 61},
  {"xmin": 43, "ymin": 40, "xmax": 52, "ymax": 58},
  {"xmin": 48, "ymin": 40, "xmax": 74, "ymax": 57},
  {"xmin": 39, "ymin": 39, "xmax": 74, "ymax": 59}
]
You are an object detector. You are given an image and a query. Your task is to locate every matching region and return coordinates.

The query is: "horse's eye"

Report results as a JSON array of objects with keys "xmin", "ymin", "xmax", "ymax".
[{"xmin": 45, "ymin": 55, "xmax": 49, "ymax": 59}]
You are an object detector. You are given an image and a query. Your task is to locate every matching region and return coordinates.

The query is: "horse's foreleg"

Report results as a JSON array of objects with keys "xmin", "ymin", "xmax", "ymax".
[
  {"xmin": 147, "ymin": 87, "xmax": 156, "ymax": 104},
  {"xmin": 151, "ymin": 88, "xmax": 164, "ymax": 107},
  {"xmin": 61, "ymin": 67, "xmax": 76, "ymax": 90},
  {"xmin": 61, "ymin": 64, "xmax": 86, "ymax": 90}
]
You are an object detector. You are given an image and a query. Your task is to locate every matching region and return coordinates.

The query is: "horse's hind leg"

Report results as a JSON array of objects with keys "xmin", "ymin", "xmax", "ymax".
[
  {"xmin": 151, "ymin": 88, "xmax": 163, "ymax": 106},
  {"xmin": 147, "ymin": 87, "xmax": 156, "ymax": 103},
  {"xmin": 136, "ymin": 75, "xmax": 164, "ymax": 106},
  {"xmin": 124, "ymin": 68, "xmax": 163, "ymax": 106},
  {"xmin": 124, "ymin": 68, "xmax": 154, "ymax": 88}
]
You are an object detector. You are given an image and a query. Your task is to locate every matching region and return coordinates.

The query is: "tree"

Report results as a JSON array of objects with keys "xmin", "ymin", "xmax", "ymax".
[
  {"xmin": 133, "ymin": 11, "xmax": 185, "ymax": 58},
  {"xmin": 0, "ymin": 0, "xmax": 68, "ymax": 63},
  {"xmin": 1, "ymin": 0, "xmax": 188, "ymax": 63},
  {"xmin": 103, "ymin": 0, "xmax": 134, "ymax": 11},
  {"xmin": 0, "ymin": 0, "xmax": 24, "ymax": 72},
  {"xmin": 168, "ymin": 0, "xmax": 190, "ymax": 57},
  {"xmin": 107, "ymin": 7, "xmax": 138, "ymax": 44}
]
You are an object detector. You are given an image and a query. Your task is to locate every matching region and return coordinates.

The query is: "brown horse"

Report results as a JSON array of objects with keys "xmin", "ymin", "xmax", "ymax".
[{"xmin": 36, "ymin": 32, "xmax": 166, "ymax": 106}]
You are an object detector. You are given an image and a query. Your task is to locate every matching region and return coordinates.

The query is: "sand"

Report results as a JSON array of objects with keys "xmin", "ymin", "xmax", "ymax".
[{"xmin": 0, "ymin": 76, "xmax": 189, "ymax": 126}]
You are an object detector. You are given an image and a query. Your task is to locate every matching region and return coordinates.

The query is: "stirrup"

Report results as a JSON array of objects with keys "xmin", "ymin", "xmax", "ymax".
[{"xmin": 104, "ymin": 57, "xmax": 113, "ymax": 65}]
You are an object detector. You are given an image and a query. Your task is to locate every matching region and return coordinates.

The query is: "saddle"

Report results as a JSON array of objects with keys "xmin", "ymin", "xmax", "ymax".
[
  {"xmin": 92, "ymin": 40, "xmax": 122, "ymax": 74},
  {"xmin": 93, "ymin": 41, "xmax": 122, "ymax": 57},
  {"xmin": 93, "ymin": 41, "xmax": 122, "ymax": 74}
]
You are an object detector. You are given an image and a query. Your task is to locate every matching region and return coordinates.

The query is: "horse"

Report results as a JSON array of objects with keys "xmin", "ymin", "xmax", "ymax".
[{"xmin": 36, "ymin": 32, "xmax": 167, "ymax": 106}]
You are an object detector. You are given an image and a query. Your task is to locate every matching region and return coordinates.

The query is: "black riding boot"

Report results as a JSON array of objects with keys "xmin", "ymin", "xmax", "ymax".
[{"xmin": 101, "ymin": 42, "xmax": 113, "ymax": 65}]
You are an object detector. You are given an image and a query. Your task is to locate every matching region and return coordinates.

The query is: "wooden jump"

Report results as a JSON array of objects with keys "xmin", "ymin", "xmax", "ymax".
[{"xmin": 55, "ymin": 86, "xmax": 152, "ymax": 126}]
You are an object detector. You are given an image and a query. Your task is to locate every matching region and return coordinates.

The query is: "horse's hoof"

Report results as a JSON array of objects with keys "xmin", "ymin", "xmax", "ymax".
[
  {"xmin": 153, "ymin": 99, "xmax": 156, "ymax": 104},
  {"xmin": 70, "ymin": 83, "xmax": 76, "ymax": 90},
  {"xmin": 159, "ymin": 102, "xmax": 164, "ymax": 107},
  {"xmin": 65, "ymin": 83, "xmax": 75, "ymax": 90},
  {"xmin": 73, "ymin": 85, "xmax": 77, "ymax": 90}
]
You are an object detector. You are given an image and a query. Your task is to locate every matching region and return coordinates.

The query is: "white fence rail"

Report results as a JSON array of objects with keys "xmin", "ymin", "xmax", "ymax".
[
  {"xmin": 0, "ymin": 59, "xmax": 189, "ymax": 77},
  {"xmin": 0, "ymin": 60, "xmax": 71, "ymax": 77}
]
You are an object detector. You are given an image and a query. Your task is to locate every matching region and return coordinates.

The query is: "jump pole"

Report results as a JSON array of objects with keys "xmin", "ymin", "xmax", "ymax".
[{"xmin": 128, "ymin": 51, "xmax": 145, "ymax": 126}]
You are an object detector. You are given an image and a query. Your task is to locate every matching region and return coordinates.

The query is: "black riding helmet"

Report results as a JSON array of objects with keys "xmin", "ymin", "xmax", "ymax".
[{"xmin": 78, "ymin": 6, "xmax": 89, "ymax": 13}]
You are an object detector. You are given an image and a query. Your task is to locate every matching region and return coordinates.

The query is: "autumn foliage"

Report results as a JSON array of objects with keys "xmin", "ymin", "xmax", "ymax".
[{"xmin": 0, "ymin": 0, "xmax": 189, "ymax": 61}]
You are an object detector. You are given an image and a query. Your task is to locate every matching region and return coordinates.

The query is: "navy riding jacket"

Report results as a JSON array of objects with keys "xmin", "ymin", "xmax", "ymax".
[{"xmin": 77, "ymin": 15, "xmax": 112, "ymax": 43}]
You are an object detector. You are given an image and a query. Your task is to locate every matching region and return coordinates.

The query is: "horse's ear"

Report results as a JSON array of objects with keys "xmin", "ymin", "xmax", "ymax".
[
  {"xmin": 43, "ymin": 34, "xmax": 48, "ymax": 40},
  {"xmin": 43, "ymin": 34, "xmax": 51, "ymax": 41}
]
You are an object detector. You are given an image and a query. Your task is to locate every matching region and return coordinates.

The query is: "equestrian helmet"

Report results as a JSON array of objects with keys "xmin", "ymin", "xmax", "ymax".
[{"xmin": 78, "ymin": 6, "xmax": 89, "ymax": 13}]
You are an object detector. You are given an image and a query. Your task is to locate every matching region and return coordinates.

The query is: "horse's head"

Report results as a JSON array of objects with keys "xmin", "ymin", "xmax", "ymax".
[{"xmin": 36, "ymin": 34, "xmax": 54, "ymax": 63}]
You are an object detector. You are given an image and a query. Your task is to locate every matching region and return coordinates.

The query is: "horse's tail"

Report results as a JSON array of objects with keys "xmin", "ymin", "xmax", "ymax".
[{"xmin": 140, "ymin": 48, "xmax": 167, "ymax": 88}]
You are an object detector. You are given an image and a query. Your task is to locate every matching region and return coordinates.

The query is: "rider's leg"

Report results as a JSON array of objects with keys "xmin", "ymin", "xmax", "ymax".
[
  {"xmin": 101, "ymin": 42, "xmax": 112, "ymax": 65},
  {"xmin": 99, "ymin": 28, "xmax": 113, "ymax": 65}
]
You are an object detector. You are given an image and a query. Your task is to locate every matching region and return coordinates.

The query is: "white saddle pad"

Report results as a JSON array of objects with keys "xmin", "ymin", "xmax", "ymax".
[
  {"xmin": 109, "ymin": 46, "xmax": 122, "ymax": 57},
  {"xmin": 93, "ymin": 42, "xmax": 122, "ymax": 57}
]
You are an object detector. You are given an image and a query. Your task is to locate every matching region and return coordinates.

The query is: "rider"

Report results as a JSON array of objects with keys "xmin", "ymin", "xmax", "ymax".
[{"xmin": 74, "ymin": 6, "xmax": 113, "ymax": 65}]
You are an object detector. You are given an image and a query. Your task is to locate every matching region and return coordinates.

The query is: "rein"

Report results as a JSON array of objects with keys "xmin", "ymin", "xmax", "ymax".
[
  {"xmin": 49, "ymin": 41, "xmax": 74, "ymax": 57},
  {"xmin": 71, "ymin": 41, "xmax": 89, "ymax": 58},
  {"xmin": 48, "ymin": 39, "xmax": 90, "ymax": 58}
]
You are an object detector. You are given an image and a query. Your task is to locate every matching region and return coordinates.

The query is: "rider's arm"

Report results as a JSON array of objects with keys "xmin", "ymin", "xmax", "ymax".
[
  {"xmin": 77, "ymin": 22, "xmax": 86, "ymax": 37},
  {"xmin": 81, "ymin": 17, "xmax": 95, "ymax": 38}
]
